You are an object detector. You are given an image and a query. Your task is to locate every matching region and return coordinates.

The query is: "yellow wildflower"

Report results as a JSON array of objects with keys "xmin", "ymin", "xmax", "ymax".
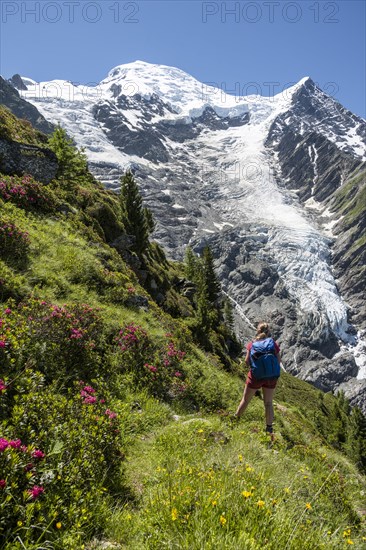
[
  {"xmin": 343, "ymin": 529, "xmax": 351, "ymax": 537},
  {"xmin": 346, "ymin": 540, "xmax": 354, "ymax": 545},
  {"xmin": 171, "ymin": 508, "xmax": 178, "ymax": 521},
  {"xmin": 211, "ymin": 500, "xmax": 217, "ymax": 507},
  {"xmin": 197, "ymin": 429, "xmax": 204, "ymax": 433},
  {"xmin": 238, "ymin": 454, "xmax": 243, "ymax": 462},
  {"xmin": 242, "ymin": 491, "xmax": 252, "ymax": 498},
  {"xmin": 246, "ymin": 466, "xmax": 253, "ymax": 472},
  {"xmin": 56, "ymin": 522, "xmax": 62, "ymax": 529},
  {"xmin": 17, "ymin": 521, "xmax": 23, "ymax": 527},
  {"xmin": 219, "ymin": 514, "xmax": 227, "ymax": 526},
  {"xmin": 257, "ymin": 500, "xmax": 265, "ymax": 508},
  {"xmin": 305, "ymin": 503, "xmax": 312, "ymax": 510}
]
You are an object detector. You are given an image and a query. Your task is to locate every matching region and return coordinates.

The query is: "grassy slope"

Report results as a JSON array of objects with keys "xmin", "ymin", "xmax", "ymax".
[
  {"xmin": 105, "ymin": 408, "xmax": 366, "ymax": 549},
  {"xmin": 0, "ymin": 105, "xmax": 49, "ymax": 146},
  {"xmin": 330, "ymin": 165, "xmax": 366, "ymax": 259},
  {"xmin": 0, "ymin": 112, "xmax": 365, "ymax": 549}
]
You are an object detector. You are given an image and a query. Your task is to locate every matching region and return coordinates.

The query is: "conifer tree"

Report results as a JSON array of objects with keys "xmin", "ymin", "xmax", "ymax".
[
  {"xmin": 120, "ymin": 171, "xmax": 149, "ymax": 255},
  {"xmin": 223, "ymin": 297, "xmax": 235, "ymax": 330},
  {"xmin": 48, "ymin": 125, "xmax": 88, "ymax": 179},
  {"xmin": 144, "ymin": 206, "xmax": 156, "ymax": 235},
  {"xmin": 196, "ymin": 267, "xmax": 210, "ymax": 330},
  {"xmin": 202, "ymin": 246, "xmax": 221, "ymax": 304},
  {"xmin": 184, "ymin": 246, "xmax": 198, "ymax": 281}
]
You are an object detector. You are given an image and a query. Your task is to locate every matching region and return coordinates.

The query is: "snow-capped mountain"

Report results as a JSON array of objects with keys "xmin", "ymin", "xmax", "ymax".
[{"xmin": 8, "ymin": 61, "xmax": 366, "ymax": 410}]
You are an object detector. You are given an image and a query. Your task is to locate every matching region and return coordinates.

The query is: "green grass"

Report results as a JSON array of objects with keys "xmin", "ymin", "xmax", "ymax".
[
  {"xmin": 0, "ymin": 105, "xmax": 48, "ymax": 146},
  {"xmin": 330, "ymin": 166, "xmax": 366, "ymax": 225},
  {"xmin": 104, "ymin": 402, "xmax": 366, "ymax": 549}
]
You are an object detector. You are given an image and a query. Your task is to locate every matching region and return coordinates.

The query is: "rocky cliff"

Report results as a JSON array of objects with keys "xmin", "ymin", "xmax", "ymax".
[{"xmin": 0, "ymin": 76, "xmax": 55, "ymax": 135}]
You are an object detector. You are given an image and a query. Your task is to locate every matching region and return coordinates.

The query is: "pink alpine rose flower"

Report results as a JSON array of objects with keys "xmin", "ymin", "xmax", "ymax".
[
  {"xmin": 28, "ymin": 485, "xmax": 44, "ymax": 499},
  {"xmin": 9, "ymin": 439, "xmax": 22, "ymax": 448},
  {"xmin": 31, "ymin": 449, "xmax": 45, "ymax": 459}
]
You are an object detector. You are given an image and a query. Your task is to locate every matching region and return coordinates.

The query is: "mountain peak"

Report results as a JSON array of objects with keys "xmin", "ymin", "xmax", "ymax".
[
  {"xmin": 8, "ymin": 74, "xmax": 28, "ymax": 91},
  {"xmin": 297, "ymin": 76, "xmax": 314, "ymax": 86}
]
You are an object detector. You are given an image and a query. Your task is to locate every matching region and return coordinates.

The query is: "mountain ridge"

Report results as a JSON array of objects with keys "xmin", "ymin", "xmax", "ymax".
[{"xmin": 2, "ymin": 61, "xmax": 366, "ymax": 411}]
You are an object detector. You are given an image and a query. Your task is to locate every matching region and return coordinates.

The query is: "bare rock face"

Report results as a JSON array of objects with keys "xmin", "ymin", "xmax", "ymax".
[
  {"xmin": 337, "ymin": 379, "xmax": 366, "ymax": 413},
  {"xmin": 8, "ymin": 74, "xmax": 28, "ymax": 91},
  {"xmin": 0, "ymin": 138, "xmax": 58, "ymax": 183},
  {"xmin": 0, "ymin": 76, "xmax": 55, "ymax": 135}
]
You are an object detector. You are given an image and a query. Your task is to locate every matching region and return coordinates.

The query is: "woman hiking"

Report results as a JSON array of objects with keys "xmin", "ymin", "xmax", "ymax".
[{"xmin": 234, "ymin": 322, "xmax": 282, "ymax": 435}]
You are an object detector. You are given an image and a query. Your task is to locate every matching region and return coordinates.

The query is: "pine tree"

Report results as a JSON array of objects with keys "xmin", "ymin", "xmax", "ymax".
[
  {"xmin": 196, "ymin": 267, "xmax": 210, "ymax": 331},
  {"xmin": 202, "ymin": 246, "xmax": 221, "ymax": 304},
  {"xmin": 48, "ymin": 125, "xmax": 88, "ymax": 179},
  {"xmin": 144, "ymin": 207, "xmax": 156, "ymax": 235},
  {"xmin": 120, "ymin": 171, "xmax": 149, "ymax": 255},
  {"xmin": 184, "ymin": 246, "xmax": 198, "ymax": 281},
  {"xmin": 223, "ymin": 298, "xmax": 235, "ymax": 331}
]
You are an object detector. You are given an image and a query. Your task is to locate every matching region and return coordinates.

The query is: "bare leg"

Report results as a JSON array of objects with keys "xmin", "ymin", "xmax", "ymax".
[
  {"xmin": 262, "ymin": 387, "xmax": 275, "ymax": 426},
  {"xmin": 235, "ymin": 385, "xmax": 257, "ymax": 417}
]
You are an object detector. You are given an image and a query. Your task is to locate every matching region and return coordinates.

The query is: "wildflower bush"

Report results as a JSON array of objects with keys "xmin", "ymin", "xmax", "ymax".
[
  {"xmin": 0, "ymin": 219, "xmax": 30, "ymax": 265},
  {"xmin": 0, "ymin": 299, "xmax": 105, "ymax": 382},
  {"xmin": 0, "ymin": 261, "xmax": 28, "ymax": 301},
  {"xmin": 0, "ymin": 174, "xmax": 57, "ymax": 212},
  {"xmin": 0, "ymin": 371, "xmax": 123, "ymax": 549},
  {"xmin": 114, "ymin": 324, "xmax": 189, "ymax": 400},
  {"xmin": 96, "ymin": 268, "xmax": 135, "ymax": 305}
]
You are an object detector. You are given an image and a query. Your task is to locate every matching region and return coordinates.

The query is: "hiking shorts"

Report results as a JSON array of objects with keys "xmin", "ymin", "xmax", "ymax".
[{"xmin": 246, "ymin": 370, "xmax": 278, "ymax": 390}]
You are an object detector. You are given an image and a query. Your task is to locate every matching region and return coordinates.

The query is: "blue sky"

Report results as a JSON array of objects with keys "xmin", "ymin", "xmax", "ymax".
[{"xmin": 1, "ymin": 0, "xmax": 365, "ymax": 117}]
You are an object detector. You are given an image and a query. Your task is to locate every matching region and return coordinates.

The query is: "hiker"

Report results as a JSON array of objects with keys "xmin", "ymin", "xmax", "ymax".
[{"xmin": 235, "ymin": 322, "xmax": 281, "ymax": 434}]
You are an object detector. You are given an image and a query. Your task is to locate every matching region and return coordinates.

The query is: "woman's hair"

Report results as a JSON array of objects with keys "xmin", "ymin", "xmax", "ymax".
[{"xmin": 255, "ymin": 321, "xmax": 270, "ymax": 340}]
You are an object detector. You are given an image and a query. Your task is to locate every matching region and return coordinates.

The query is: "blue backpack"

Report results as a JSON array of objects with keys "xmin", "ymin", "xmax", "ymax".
[{"xmin": 249, "ymin": 337, "xmax": 280, "ymax": 380}]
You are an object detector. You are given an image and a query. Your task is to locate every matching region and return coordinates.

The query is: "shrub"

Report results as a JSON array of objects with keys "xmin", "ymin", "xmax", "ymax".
[
  {"xmin": 0, "ymin": 261, "xmax": 28, "ymax": 301},
  {"xmin": 0, "ymin": 299, "xmax": 105, "ymax": 382},
  {"xmin": 0, "ymin": 371, "xmax": 122, "ymax": 548},
  {"xmin": 0, "ymin": 219, "xmax": 30, "ymax": 267},
  {"xmin": 85, "ymin": 201, "xmax": 123, "ymax": 242},
  {"xmin": 114, "ymin": 325, "xmax": 188, "ymax": 400},
  {"xmin": 0, "ymin": 174, "xmax": 57, "ymax": 212}
]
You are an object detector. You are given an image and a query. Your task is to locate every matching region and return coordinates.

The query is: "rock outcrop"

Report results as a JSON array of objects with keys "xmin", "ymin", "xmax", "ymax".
[
  {"xmin": 0, "ymin": 138, "xmax": 58, "ymax": 184},
  {"xmin": 0, "ymin": 76, "xmax": 55, "ymax": 135}
]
